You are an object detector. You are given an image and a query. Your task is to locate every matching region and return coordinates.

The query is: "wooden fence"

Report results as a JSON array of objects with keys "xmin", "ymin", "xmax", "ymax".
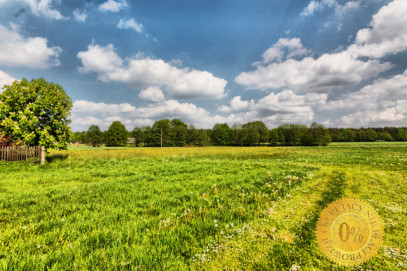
[{"xmin": 0, "ymin": 146, "xmax": 45, "ymax": 164}]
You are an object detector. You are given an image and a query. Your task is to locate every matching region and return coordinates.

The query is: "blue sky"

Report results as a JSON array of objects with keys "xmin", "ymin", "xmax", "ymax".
[{"xmin": 0, "ymin": 0, "xmax": 406, "ymax": 131}]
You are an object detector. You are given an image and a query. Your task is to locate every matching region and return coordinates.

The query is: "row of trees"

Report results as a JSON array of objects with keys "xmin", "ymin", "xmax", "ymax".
[
  {"xmin": 74, "ymin": 120, "xmax": 334, "ymax": 147},
  {"xmin": 328, "ymin": 127, "xmax": 407, "ymax": 142},
  {"xmin": 74, "ymin": 120, "xmax": 407, "ymax": 147}
]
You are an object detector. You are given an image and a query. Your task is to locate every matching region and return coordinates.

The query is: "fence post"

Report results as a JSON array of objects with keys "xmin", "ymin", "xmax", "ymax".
[{"xmin": 40, "ymin": 146, "xmax": 45, "ymax": 165}]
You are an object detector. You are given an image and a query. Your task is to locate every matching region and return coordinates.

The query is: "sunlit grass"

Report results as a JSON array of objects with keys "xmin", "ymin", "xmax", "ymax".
[{"xmin": 0, "ymin": 143, "xmax": 406, "ymax": 270}]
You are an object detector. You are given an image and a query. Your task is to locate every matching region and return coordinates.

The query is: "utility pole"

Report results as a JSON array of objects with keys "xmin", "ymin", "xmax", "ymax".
[{"xmin": 161, "ymin": 129, "xmax": 163, "ymax": 148}]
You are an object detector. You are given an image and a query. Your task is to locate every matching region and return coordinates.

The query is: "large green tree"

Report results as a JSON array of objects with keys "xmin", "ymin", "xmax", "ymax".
[
  {"xmin": 0, "ymin": 78, "xmax": 72, "ymax": 149},
  {"xmin": 302, "ymin": 122, "xmax": 331, "ymax": 146},
  {"xmin": 105, "ymin": 121, "xmax": 128, "ymax": 146},
  {"xmin": 242, "ymin": 121, "xmax": 269, "ymax": 145},
  {"xmin": 147, "ymin": 119, "xmax": 173, "ymax": 147},
  {"xmin": 170, "ymin": 119, "xmax": 188, "ymax": 147},
  {"xmin": 87, "ymin": 125, "xmax": 103, "ymax": 147}
]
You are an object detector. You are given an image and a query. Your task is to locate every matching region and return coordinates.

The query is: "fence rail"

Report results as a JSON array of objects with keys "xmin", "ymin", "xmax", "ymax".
[{"xmin": 0, "ymin": 146, "xmax": 45, "ymax": 164}]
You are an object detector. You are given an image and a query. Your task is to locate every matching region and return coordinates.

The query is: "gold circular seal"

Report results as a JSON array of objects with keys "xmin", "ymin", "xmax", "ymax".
[{"xmin": 316, "ymin": 198, "xmax": 383, "ymax": 266}]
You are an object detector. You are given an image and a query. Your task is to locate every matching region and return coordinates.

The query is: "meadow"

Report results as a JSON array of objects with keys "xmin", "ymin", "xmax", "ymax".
[{"xmin": 0, "ymin": 143, "xmax": 406, "ymax": 270}]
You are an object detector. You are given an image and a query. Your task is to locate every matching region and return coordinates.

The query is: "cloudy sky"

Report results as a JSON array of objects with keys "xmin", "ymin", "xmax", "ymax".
[{"xmin": 0, "ymin": 0, "xmax": 406, "ymax": 131}]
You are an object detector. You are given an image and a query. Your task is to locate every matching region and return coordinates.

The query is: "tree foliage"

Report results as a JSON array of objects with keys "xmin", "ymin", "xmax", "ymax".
[
  {"xmin": 75, "ymin": 119, "xmax": 406, "ymax": 148},
  {"xmin": 147, "ymin": 119, "xmax": 173, "ymax": 147},
  {"xmin": 211, "ymin": 123, "xmax": 231, "ymax": 146},
  {"xmin": 242, "ymin": 121, "xmax": 269, "ymax": 145},
  {"xmin": 171, "ymin": 119, "xmax": 188, "ymax": 147},
  {"xmin": 279, "ymin": 124, "xmax": 307, "ymax": 146},
  {"xmin": 132, "ymin": 127, "xmax": 145, "ymax": 147},
  {"xmin": 302, "ymin": 122, "xmax": 331, "ymax": 146},
  {"xmin": 87, "ymin": 125, "xmax": 103, "ymax": 147},
  {"xmin": 105, "ymin": 121, "xmax": 128, "ymax": 146},
  {"xmin": 0, "ymin": 78, "xmax": 72, "ymax": 149}
]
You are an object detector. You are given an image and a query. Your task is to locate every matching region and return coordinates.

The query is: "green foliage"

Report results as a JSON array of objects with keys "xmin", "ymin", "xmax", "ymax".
[
  {"xmin": 195, "ymin": 129, "xmax": 212, "ymax": 146},
  {"xmin": 75, "ymin": 119, "xmax": 406, "ymax": 149},
  {"xmin": 269, "ymin": 128, "xmax": 280, "ymax": 146},
  {"xmin": 247, "ymin": 127, "xmax": 260, "ymax": 146},
  {"xmin": 0, "ymin": 78, "xmax": 72, "ymax": 149},
  {"xmin": 328, "ymin": 127, "xmax": 406, "ymax": 142},
  {"xmin": 146, "ymin": 119, "xmax": 173, "ymax": 147},
  {"xmin": 87, "ymin": 125, "xmax": 103, "ymax": 147},
  {"xmin": 242, "ymin": 121, "xmax": 269, "ymax": 145},
  {"xmin": 211, "ymin": 123, "xmax": 231, "ymax": 146},
  {"xmin": 71, "ymin": 131, "xmax": 89, "ymax": 144},
  {"xmin": 279, "ymin": 124, "xmax": 308, "ymax": 146},
  {"xmin": 395, "ymin": 128, "xmax": 407, "ymax": 141},
  {"xmin": 132, "ymin": 127, "xmax": 145, "ymax": 147},
  {"xmin": 171, "ymin": 119, "xmax": 188, "ymax": 147},
  {"xmin": 187, "ymin": 124, "xmax": 199, "ymax": 145},
  {"xmin": 366, "ymin": 128, "xmax": 378, "ymax": 141},
  {"xmin": 302, "ymin": 122, "xmax": 332, "ymax": 146},
  {"xmin": 105, "ymin": 121, "xmax": 128, "ymax": 146},
  {"xmin": 231, "ymin": 125, "xmax": 248, "ymax": 146}
]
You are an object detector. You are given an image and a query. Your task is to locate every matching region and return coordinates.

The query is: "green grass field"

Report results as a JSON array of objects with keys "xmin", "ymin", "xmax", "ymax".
[{"xmin": 0, "ymin": 143, "xmax": 406, "ymax": 270}]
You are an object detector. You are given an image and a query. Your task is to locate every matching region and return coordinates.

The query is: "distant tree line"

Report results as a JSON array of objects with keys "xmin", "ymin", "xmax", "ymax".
[
  {"xmin": 327, "ymin": 127, "xmax": 407, "ymax": 142},
  {"xmin": 71, "ymin": 119, "xmax": 407, "ymax": 147}
]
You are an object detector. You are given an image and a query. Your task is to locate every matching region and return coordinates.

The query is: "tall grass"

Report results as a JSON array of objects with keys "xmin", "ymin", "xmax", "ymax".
[{"xmin": 0, "ymin": 144, "xmax": 406, "ymax": 270}]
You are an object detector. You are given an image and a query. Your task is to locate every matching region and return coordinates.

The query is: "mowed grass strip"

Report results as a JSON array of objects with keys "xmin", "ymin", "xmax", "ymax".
[{"xmin": 0, "ymin": 144, "xmax": 406, "ymax": 270}]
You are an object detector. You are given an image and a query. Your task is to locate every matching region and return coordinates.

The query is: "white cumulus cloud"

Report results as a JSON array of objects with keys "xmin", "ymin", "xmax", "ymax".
[
  {"xmin": 99, "ymin": 0, "xmax": 128, "ymax": 12},
  {"xmin": 258, "ymin": 38, "xmax": 310, "ymax": 64},
  {"xmin": 301, "ymin": 0, "xmax": 359, "ymax": 17},
  {"xmin": 71, "ymin": 99, "xmax": 212, "ymax": 131},
  {"xmin": 117, "ymin": 18, "xmax": 143, "ymax": 33},
  {"xmin": 255, "ymin": 90, "xmax": 326, "ymax": 120},
  {"xmin": 0, "ymin": 0, "xmax": 65, "ymax": 19},
  {"xmin": 77, "ymin": 43, "xmax": 227, "ymax": 99},
  {"xmin": 138, "ymin": 87, "xmax": 165, "ymax": 103},
  {"xmin": 18, "ymin": 0, "xmax": 66, "ymax": 20},
  {"xmin": 73, "ymin": 9, "xmax": 87, "ymax": 22},
  {"xmin": 216, "ymin": 90, "xmax": 327, "ymax": 128},
  {"xmin": 0, "ymin": 25, "xmax": 61, "ymax": 68},
  {"xmin": 71, "ymin": 88, "xmax": 331, "ymax": 131},
  {"xmin": 321, "ymin": 69, "xmax": 407, "ymax": 127},
  {"xmin": 218, "ymin": 96, "xmax": 254, "ymax": 113},
  {"xmin": 348, "ymin": 0, "xmax": 407, "ymax": 58},
  {"xmin": 235, "ymin": 48, "xmax": 390, "ymax": 93},
  {"xmin": 235, "ymin": 0, "xmax": 407, "ymax": 94},
  {"xmin": 73, "ymin": 100, "xmax": 136, "ymax": 114},
  {"xmin": 0, "ymin": 70, "xmax": 17, "ymax": 92},
  {"xmin": 77, "ymin": 44, "xmax": 123, "ymax": 74}
]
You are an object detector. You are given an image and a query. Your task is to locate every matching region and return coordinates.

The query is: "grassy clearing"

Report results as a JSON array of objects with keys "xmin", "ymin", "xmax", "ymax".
[{"xmin": 0, "ymin": 144, "xmax": 406, "ymax": 270}]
